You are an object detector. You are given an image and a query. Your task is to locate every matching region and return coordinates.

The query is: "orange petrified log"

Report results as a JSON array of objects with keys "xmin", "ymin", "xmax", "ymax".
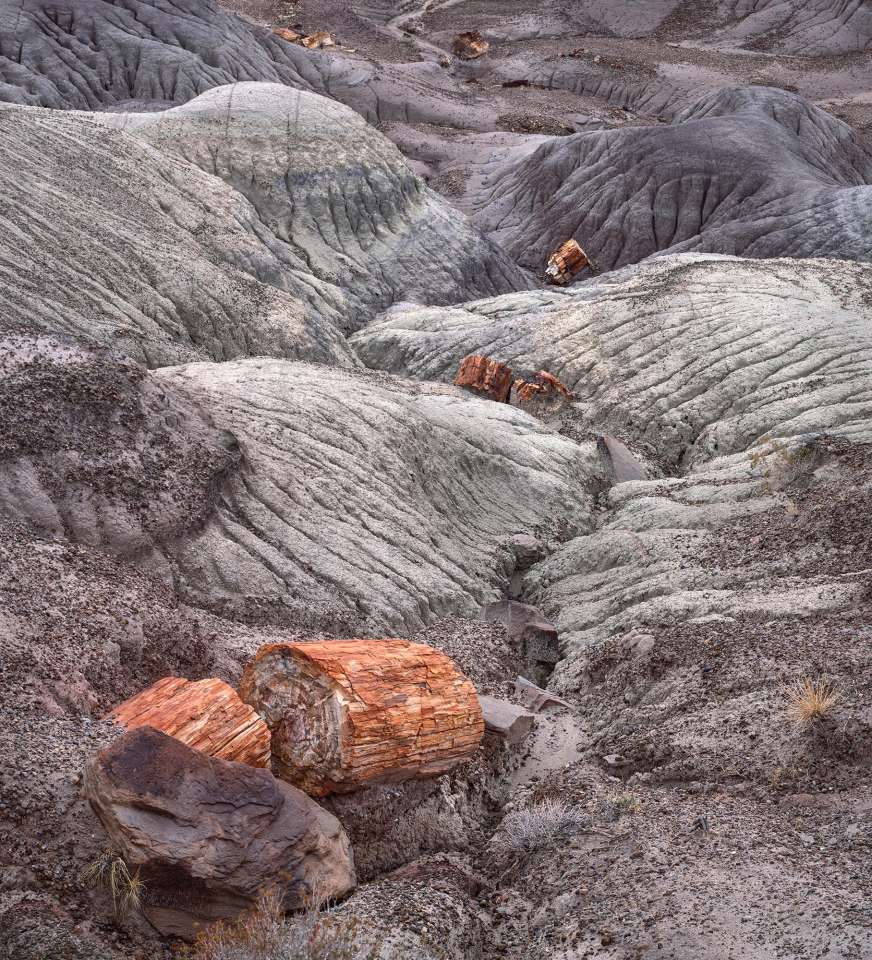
[
  {"xmin": 106, "ymin": 677, "xmax": 271, "ymax": 768},
  {"xmin": 454, "ymin": 354, "xmax": 513, "ymax": 402},
  {"xmin": 545, "ymin": 239, "xmax": 591, "ymax": 284},
  {"xmin": 239, "ymin": 640, "xmax": 485, "ymax": 796}
]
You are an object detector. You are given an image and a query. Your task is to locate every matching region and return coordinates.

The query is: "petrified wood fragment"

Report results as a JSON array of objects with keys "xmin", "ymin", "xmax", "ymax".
[
  {"xmin": 454, "ymin": 354, "xmax": 513, "ymax": 402},
  {"xmin": 453, "ymin": 31, "xmax": 489, "ymax": 60},
  {"xmin": 106, "ymin": 677, "xmax": 271, "ymax": 768},
  {"xmin": 239, "ymin": 640, "xmax": 484, "ymax": 795},
  {"xmin": 511, "ymin": 370, "xmax": 575, "ymax": 413},
  {"xmin": 545, "ymin": 239, "xmax": 590, "ymax": 284}
]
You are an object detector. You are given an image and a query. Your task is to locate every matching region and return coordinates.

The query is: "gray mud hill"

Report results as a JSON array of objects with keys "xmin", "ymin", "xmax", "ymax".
[
  {"xmin": 465, "ymin": 87, "xmax": 872, "ymax": 274},
  {"xmin": 0, "ymin": 83, "xmax": 526, "ymax": 366},
  {"xmin": 1, "ymin": 1, "xmax": 871, "ymax": 959}
]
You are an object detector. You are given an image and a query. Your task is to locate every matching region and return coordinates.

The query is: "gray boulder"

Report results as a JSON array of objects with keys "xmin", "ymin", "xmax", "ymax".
[{"xmin": 84, "ymin": 726, "xmax": 356, "ymax": 940}]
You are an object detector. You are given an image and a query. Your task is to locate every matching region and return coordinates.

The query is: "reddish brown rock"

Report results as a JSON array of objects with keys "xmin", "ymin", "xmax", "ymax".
[
  {"xmin": 301, "ymin": 31, "xmax": 336, "ymax": 49},
  {"xmin": 545, "ymin": 239, "xmax": 591, "ymax": 284},
  {"xmin": 453, "ymin": 31, "xmax": 489, "ymax": 60},
  {"xmin": 84, "ymin": 727, "xmax": 355, "ymax": 941},
  {"xmin": 106, "ymin": 677, "xmax": 271, "ymax": 768},
  {"xmin": 454, "ymin": 354, "xmax": 513, "ymax": 403},
  {"xmin": 512, "ymin": 370, "xmax": 574, "ymax": 406},
  {"xmin": 239, "ymin": 639, "xmax": 484, "ymax": 796}
]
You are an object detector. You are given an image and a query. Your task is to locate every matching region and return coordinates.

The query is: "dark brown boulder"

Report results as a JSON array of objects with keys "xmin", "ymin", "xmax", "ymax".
[{"xmin": 83, "ymin": 727, "xmax": 355, "ymax": 940}]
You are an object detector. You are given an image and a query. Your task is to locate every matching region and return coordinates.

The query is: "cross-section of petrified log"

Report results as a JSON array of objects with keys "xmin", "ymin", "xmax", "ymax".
[
  {"xmin": 106, "ymin": 677, "xmax": 271, "ymax": 768},
  {"xmin": 454, "ymin": 354, "xmax": 513, "ymax": 402},
  {"xmin": 545, "ymin": 239, "xmax": 590, "ymax": 284},
  {"xmin": 239, "ymin": 640, "xmax": 484, "ymax": 795}
]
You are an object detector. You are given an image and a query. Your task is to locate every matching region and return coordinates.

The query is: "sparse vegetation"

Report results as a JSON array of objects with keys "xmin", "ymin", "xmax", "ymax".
[
  {"xmin": 80, "ymin": 853, "xmax": 146, "ymax": 917},
  {"xmin": 606, "ymin": 791, "xmax": 640, "ymax": 817},
  {"xmin": 784, "ymin": 677, "xmax": 840, "ymax": 729},
  {"xmin": 489, "ymin": 799, "xmax": 588, "ymax": 865},
  {"xmin": 180, "ymin": 888, "xmax": 381, "ymax": 960}
]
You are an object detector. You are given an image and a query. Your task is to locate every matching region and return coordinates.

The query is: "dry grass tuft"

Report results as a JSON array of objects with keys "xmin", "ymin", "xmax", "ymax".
[
  {"xmin": 180, "ymin": 887, "xmax": 380, "ymax": 960},
  {"xmin": 80, "ymin": 853, "xmax": 146, "ymax": 917},
  {"xmin": 490, "ymin": 799, "xmax": 588, "ymax": 860},
  {"xmin": 784, "ymin": 677, "xmax": 840, "ymax": 729}
]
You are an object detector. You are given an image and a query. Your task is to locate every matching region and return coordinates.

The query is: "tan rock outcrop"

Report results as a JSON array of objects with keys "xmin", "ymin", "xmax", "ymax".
[
  {"xmin": 84, "ymin": 727, "xmax": 355, "ymax": 941},
  {"xmin": 106, "ymin": 677, "xmax": 270, "ymax": 768},
  {"xmin": 239, "ymin": 639, "xmax": 484, "ymax": 795},
  {"xmin": 454, "ymin": 354, "xmax": 513, "ymax": 402}
]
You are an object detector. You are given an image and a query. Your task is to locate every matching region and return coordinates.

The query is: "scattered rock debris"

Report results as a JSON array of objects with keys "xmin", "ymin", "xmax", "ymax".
[{"xmin": 272, "ymin": 26, "xmax": 335, "ymax": 48}]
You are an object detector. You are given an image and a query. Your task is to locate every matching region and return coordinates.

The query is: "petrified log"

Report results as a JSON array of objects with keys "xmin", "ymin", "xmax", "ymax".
[
  {"xmin": 84, "ymin": 727, "xmax": 355, "ymax": 940},
  {"xmin": 239, "ymin": 640, "xmax": 484, "ymax": 795},
  {"xmin": 478, "ymin": 694, "xmax": 535, "ymax": 744},
  {"xmin": 106, "ymin": 677, "xmax": 271, "ymax": 768},
  {"xmin": 545, "ymin": 239, "xmax": 591, "ymax": 284},
  {"xmin": 453, "ymin": 31, "xmax": 489, "ymax": 60},
  {"xmin": 454, "ymin": 354, "xmax": 513, "ymax": 403}
]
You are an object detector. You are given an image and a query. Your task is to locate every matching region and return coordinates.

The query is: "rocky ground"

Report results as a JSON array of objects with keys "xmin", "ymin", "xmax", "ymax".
[{"xmin": 0, "ymin": 1, "xmax": 871, "ymax": 959}]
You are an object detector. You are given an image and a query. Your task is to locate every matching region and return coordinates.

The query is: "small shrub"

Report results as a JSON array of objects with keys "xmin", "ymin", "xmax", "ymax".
[
  {"xmin": 489, "ymin": 799, "xmax": 588, "ymax": 863},
  {"xmin": 606, "ymin": 791, "xmax": 640, "ymax": 818},
  {"xmin": 180, "ymin": 888, "xmax": 381, "ymax": 960},
  {"xmin": 80, "ymin": 853, "xmax": 145, "ymax": 917},
  {"xmin": 784, "ymin": 677, "xmax": 840, "ymax": 729}
]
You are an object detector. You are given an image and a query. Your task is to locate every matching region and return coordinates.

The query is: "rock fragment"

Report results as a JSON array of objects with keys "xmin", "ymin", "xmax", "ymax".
[
  {"xmin": 454, "ymin": 354, "xmax": 513, "ymax": 402},
  {"xmin": 598, "ymin": 436, "xmax": 649, "ymax": 483},
  {"xmin": 106, "ymin": 677, "xmax": 271, "ymax": 768},
  {"xmin": 513, "ymin": 676, "xmax": 576, "ymax": 714},
  {"xmin": 478, "ymin": 695, "xmax": 535, "ymax": 743},
  {"xmin": 511, "ymin": 370, "xmax": 575, "ymax": 416},
  {"xmin": 83, "ymin": 727, "xmax": 355, "ymax": 940},
  {"xmin": 301, "ymin": 31, "xmax": 336, "ymax": 49},
  {"xmin": 482, "ymin": 600, "xmax": 560, "ymax": 681},
  {"xmin": 240, "ymin": 640, "xmax": 484, "ymax": 795}
]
